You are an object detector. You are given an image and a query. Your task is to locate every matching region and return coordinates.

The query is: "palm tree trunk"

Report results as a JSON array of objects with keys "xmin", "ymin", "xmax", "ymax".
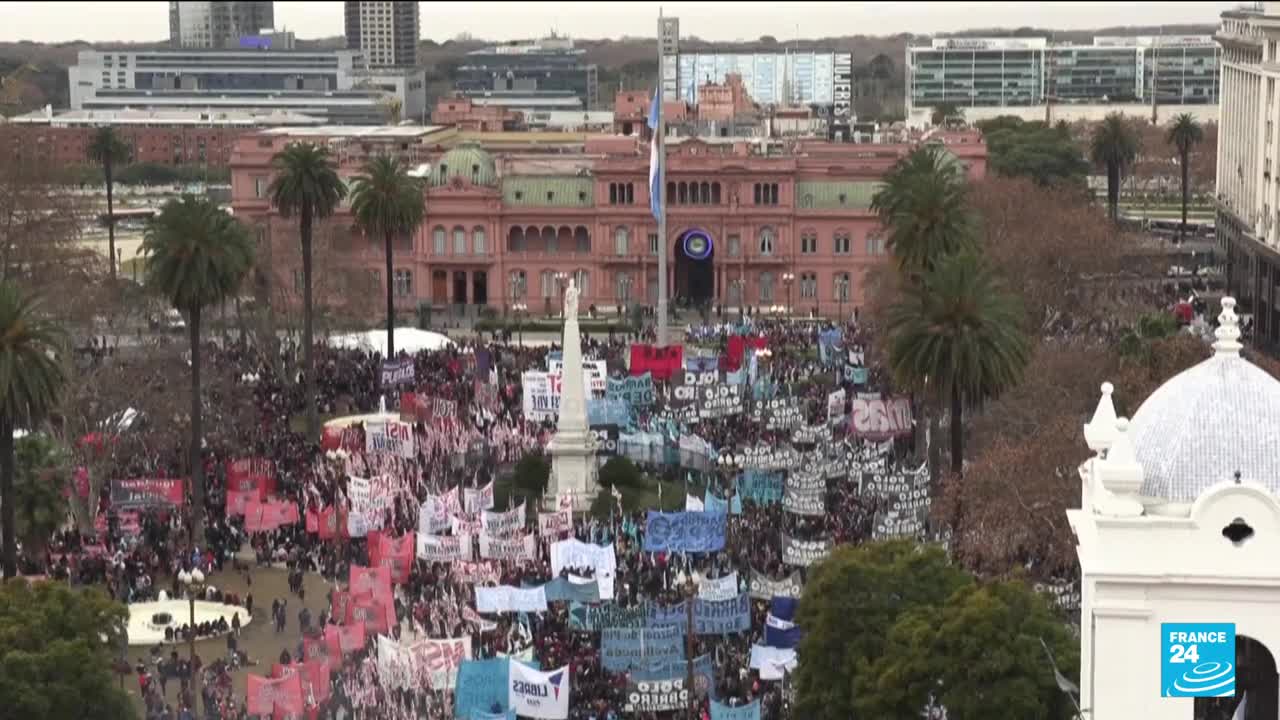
[
  {"xmin": 385, "ymin": 230, "xmax": 395, "ymax": 358},
  {"xmin": 1107, "ymin": 161, "xmax": 1120, "ymax": 222},
  {"xmin": 188, "ymin": 307, "xmax": 205, "ymax": 546},
  {"xmin": 927, "ymin": 406, "xmax": 941, "ymax": 487},
  {"xmin": 950, "ymin": 384, "xmax": 964, "ymax": 476},
  {"xmin": 105, "ymin": 159, "xmax": 117, "ymax": 282},
  {"xmin": 1180, "ymin": 148, "xmax": 1190, "ymax": 241},
  {"xmin": 301, "ymin": 210, "xmax": 318, "ymax": 441},
  {"xmin": 0, "ymin": 415, "xmax": 14, "ymax": 578}
]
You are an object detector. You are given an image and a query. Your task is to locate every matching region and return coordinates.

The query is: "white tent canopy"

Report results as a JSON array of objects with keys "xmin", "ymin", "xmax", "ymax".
[{"xmin": 328, "ymin": 328, "xmax": 456, "ymax": 357}]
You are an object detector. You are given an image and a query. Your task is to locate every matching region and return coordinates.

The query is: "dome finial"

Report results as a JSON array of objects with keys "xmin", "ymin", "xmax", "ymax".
[
  {"xmin": 1083, "ymin": 381, "xmax": 1118, "ymax": 452},
  {"xmin": 1213, "ymin": 297, "xmax": 1243, "ymax": 356}
]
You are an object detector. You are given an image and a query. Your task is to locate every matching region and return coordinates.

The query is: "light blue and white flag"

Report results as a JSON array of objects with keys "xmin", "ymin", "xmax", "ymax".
[{"xmin": 647, "ymin": 90, "xmax": 662, "ymax": 222}]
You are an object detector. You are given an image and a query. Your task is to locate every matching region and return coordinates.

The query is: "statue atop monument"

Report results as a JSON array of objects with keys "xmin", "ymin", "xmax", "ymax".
[{"xmin": 564, "ymin": 279, "xmax": 579, "ymax": 318}]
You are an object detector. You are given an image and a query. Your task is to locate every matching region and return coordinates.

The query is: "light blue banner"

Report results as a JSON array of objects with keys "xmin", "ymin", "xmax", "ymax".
[
  {"xmin": 704, "ymin": 488, "xmax": 729, "ymax": 514},
  {"xmin": 643, "ymin": 511, "xmax": 727, "ymax": 553},
  {"xmin": 607, "ymin": 373, "xmax": 656, "ymax": 407},
  {"xmin": 471, "ymin": 711, "xmax": 516, "ymax": 720},
  {"xmin": 711, "ymin": 700, "xmax": 761, "ymax": 720},
  {"xmin": 601, "ymin": 625, "xmax": 685, "ymax": 672},
  {"xmin": 632, "ymin": 653, "xmax": 717, "ymax": 699},
  {"xmin": 818, "ymin": 329, "xmax": 843, "ymax": 366},
  {"xmin": 685, "ymin": 355, "xmax": 720, "ymax": 372},
  {"xmin": 737, "ymin": 471, "xmax": 784, "ymax": 506},
  {"xmin": 647, "ymin": 593, "xmax": 752, "ymax": 635},
  {"xmin": 587, "ymin": 398, "xmax": 631, "ymax": 426},
  {"xmin": 568, "ymin": 602, "xmax": 647, "ymax": 632},
  {"xmin": 540, "ymin": 577, "xmax": 601, "ymax": 604},
  {"xmin": 455, "ymin": 658, "xmax": 510, "ymax": 719}
]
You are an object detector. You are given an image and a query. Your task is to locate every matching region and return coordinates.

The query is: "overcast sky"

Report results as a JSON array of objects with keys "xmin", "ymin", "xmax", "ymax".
[{"xmin": 2, "ymin": 1, "xmax": 1240, "ymax": 44}]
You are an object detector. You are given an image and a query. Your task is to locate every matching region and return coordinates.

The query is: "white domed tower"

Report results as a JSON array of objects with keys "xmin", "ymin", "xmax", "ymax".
[{"xmin": 1069, "ymin": 298, "xmax": 1280, "ymax": 719}]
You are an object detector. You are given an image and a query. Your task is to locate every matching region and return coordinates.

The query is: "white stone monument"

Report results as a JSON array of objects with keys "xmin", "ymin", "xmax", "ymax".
[{"xmin": 545, "ymin": 280, "xmax": 599, "ymax": 511}]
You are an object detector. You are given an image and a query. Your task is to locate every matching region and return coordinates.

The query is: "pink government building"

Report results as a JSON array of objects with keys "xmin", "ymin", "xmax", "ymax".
[{"xmin": 230, "ymin": 121, "xmax": 986, "ymax": 319}]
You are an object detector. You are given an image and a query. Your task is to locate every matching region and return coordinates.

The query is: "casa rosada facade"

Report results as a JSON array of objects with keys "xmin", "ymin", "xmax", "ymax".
[{"xmin": 229, "ymin": 127, "xmax": 987, "ymax": 317}]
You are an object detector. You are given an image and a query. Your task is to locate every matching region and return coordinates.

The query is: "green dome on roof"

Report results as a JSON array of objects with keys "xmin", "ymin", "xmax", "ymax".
[{"xmin": 431, "ymin": 142, "xmax": 496, "ymax": 187}]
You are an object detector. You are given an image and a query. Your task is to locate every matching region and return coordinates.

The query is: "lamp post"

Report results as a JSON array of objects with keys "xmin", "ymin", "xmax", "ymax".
[
  {"xmin": 177, "ymin": 567, "xmax": 206, "ymax": 697},
  {"xmin": 513, "ymin": 302, "xmax": 527, "ymax": 347},
  {"xmin": 781, "ymin": 272, "xmax": 795, "ymax": 317}
]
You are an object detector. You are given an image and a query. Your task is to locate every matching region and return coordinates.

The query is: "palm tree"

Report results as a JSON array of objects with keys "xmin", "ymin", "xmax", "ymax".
[
  {"xmin": 0, "ymin": 283, "xmax": 66, "ymax": 577},
  {"xmin": 1166, "ymin": 114, "xmax": 1205, "ymax": 241},
  {"xmin": 267, "ymin": 143, "xmax": 347, "ymax": 441},
  {"xmin": 348, "ymin": 156, "xmax": 426, "ymax": 359},
  {"xmin": 871, "ymin": 144, "xmax": 976, "ymax": 276},
  {"xmin": 141, "ymin": 195, "xmax": 253, "ymax": 545},
  {"xmin": 886, "ymin": 251, "xmax": 1031, "ymax": 476},
  {"xmin": 87, "ymin": 127, "xmax": 130, "ymax": 281},
  {"xmin": 1090, "ymin": 113, "xmax": 1140, "ymax": 222}
]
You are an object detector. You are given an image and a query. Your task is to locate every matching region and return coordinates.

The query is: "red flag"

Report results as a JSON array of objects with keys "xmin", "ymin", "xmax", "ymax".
[
  {"xmin": 247, "ymin": 673, "xmax": 303, "ymax": 716},
  {"xmin": 305, "ymin": 508, "xmax": 319, "ymax": 534},
  {"xmin": 324, "ymin": 623, "xmax": 366, "ymax": 658},
  {"xmin": 226, "ymin": 490, "xmax": 258, "ymax": 518},
  {"xmin": 368, "ymin": 532, "xmax": 415, "ymax": 585},
  {"xmin": 349, "ymin": 564, "xmax": 396, "ymax": 630},
  {"xmin": 303, "ymin": 636, "xmax": 328, "ymax": 662}
]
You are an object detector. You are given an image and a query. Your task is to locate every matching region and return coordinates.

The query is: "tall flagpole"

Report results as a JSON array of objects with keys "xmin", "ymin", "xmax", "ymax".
[{"xmin": 656, "ymin": 8, "xmax": 669, "ymax": 347}]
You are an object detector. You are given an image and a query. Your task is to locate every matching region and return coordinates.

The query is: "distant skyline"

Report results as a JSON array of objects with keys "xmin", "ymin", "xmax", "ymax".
[{"xmin": 2, "ymin": 1, "xmax": 1240, "ymax": 44}]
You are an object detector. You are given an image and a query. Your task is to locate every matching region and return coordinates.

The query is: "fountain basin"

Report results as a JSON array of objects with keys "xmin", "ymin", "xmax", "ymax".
[{"xmin": 126, "ymin": 599, "xmax": 250, "ymax": 646}]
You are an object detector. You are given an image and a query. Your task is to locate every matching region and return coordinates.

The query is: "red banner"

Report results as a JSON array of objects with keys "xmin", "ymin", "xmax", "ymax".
[
  {"xmin": 348, "ymin": 564, "xmax": 396, "ymax": 630},
  {"xmin": 247, "ymin": 673, "xmax": 303, "ymax": 717},
  {"xmin": 305, "ymin": 508, "xmax": 319, "ymax": 534},
  {"xmin": 244, "ymin": 497, "xmax": 301, "ymax": 533},
  {"xmin": 303, "ymin": 636, "xmax": 328, "ymax": 662},
  {"xmin": 226, "ymin": 489, "xmax": 259, "ymax": 517},
  {"xmin": 725, "ymin": 335, "xmax": 768, "ymax": 371},
  {"xmin": 110, "ymin": 478, "xmax": 185, "ymax": 508},
  {"xmin": 630, "ymin": 344, "xmax": 684, "ymax": 381},
  {"xmin": 324, "ymin": 622, "xmax": 366, "ymax": 659},
  {"xmin": 320, "ymin": 426, "xmax": 363, "ymax": 453},
  {"xmin": 368, "ymin": 531, "xmax": 415, "ymax": 585},
  {"xmin": 271, "ymin": 659, "xmax": 330, "ymax": 705},
  {"xmin": 314, "ymin": 506, "xmax": 345, "ymax": 540},
  {"xmin": 400, "ymin": 392, "xmax": 458, "ymax": 428},
  {"xmin": 95, "ymin": 511, "xmax": 141, "ymax": 537},
  {"xmin": 227, "ymin": 457, "xmax": 275, "ymax": 496},
  {"xmin": 348, "ymin": 592, "xmax": 388, "ymax": 634}
]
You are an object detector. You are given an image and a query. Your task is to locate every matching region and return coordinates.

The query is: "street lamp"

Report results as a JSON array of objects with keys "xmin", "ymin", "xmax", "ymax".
[
  {"xmin": 513, "ymin": 302, "xmax": 527, "ymax": 347},
  {"xmin": 781, "ymin": 272, "xmax": 795, "ymax": 316},
  {"xmin": 177, "ymin": 567, "xmax": 206, "ymax": 694}
]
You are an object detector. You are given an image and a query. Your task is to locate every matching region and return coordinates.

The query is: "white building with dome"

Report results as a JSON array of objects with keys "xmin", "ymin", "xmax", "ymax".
[{"xmin": 1069, "ymin": 297, "xmax": 1279, "ymax": 720}]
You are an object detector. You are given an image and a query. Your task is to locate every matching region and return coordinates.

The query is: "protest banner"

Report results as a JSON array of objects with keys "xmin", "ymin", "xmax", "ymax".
[
  {"xmin": 226, "ymin": 457, "xmax": 275, "ymax": 495},
  {"xmin": 872, "ymin": 507, "xmax": 928, "ymax": 540},
  {"xmin": 711, "ymin": 700, "xmax": 762, "ymax": 720},
  {"xmin": 791, "ymin": 423, "xmax": 832, "ymax": 445},
  {"xmin": 419, "ymin": 496, "xmax": 451, "ymax": 535},
  {"xmin": 401, "ymin": 393, "xmax": 460, "ymax": 426},
  {"xmin": 587, "ymin": 399, "xmax": 630, "ymax": 427},
  {"xmin": 522, "ymin": 371, "xmax": 558, "ymax": 421},
  {"xmin": 463, "ymin": 481, "xmax": 495, "ymax": 514},
  {"xmin": 475, "ymin": 585, "xmax": 549, "ymax": 614},
  {"xmin": 452, "ymin": 514, "xmax": 484, "ymax": 536},
  {"xmin": 508, "ymin": 662, "xmax": 571, "ymax": 720},
  {"xmin": 754, "ymin": 396, "xmax": 803, "ymax": 431},
  {"xmin": 643, "ymin": 512, "xmax": 727, "ymax": 553},
  {"xmin": 698, "ymin": 572, "xmax": 739, "ymax": 602},
  {"xmin": 549, "ymin": 358, "xmax": 607, "ymax": 393},
  {"xmin": 246, "ymin": 673, "xmax": 303, "ymax": 717},
  {"xmin": 631, "ymin": 654, "xmax": 716, "ymax": 699},
  {"xmin": 380, "ymin": 358, "xmax": 416, "ymax": 387},
  {"xmin": 368, "ymin": 531, "xmax": 415, "ymax": 584},
  {"xmin": 629, "ymin": 344, "xmax": 683, "ymax": 381},
  {"xmin": 646, "ymin": 593, "xmax": 751, "ymax": 635},
  {"xmin": 378, "ymin": 635, "xmax": 416, "ymax": 691},
  {"xmin": 782, "ymin": 486, "xmax": 825, "ymax": 516},
  {"xmin": 607, "ymin": 373, "xmax": 656, "ymax": 407},
  {"xmin": 736, "ymin": 471, "xmax": 784, "ymax": 505},
  {"xmin": 410, "ymin": 636, "xmax": 472, "ymax": 690},
  {"xmin": 738, "ymin": 445, "xmax": 799, "ymax": 471},
  {"xmin": 110, "ymin": 478, "xmax": 185, "ymax": 508},
  {"xmin": 365, "ymin": 420, "xmax": 416, "ymax": 458},
  {"xmin": 481, "ymin": 502, "xmax": 526, "ymax": 537},
  {"xmin": 842, "ymin": 363, "xmax": 869, "ymax": 385},
  {"xmin": 244, "ymin": 497, "xmax": 301, "ymax": 532},
  {"xmin": 452, "ymin": 560, "xmax": 500, "ymax": 585},
  {"xmin": 479, "ymin": 532, "xmax": 537, "ymax": 562},
  {"xmin": 601, "ymin": 625, "xmax": 684, "ymax": 672},
  {"xmin": 1034, "ymin": 578, "xmax": 1082, "ymax": 612},
  {"xmin": 455, "ymin": 658, "xmax": 510, "ymax": 719},
  {"xmin": 702, "ymin": 489, "xmax": 729, "ymax": 515},
  {"xmin": 542, "ymin": 577, "xmax": 600, "ymax": 604},
  {"xmin": 538, "ymin": 510, "xmax": 572, "ymax": 536},
  {"xmin": 827, "ymin": 389, "xmax": 846, "ymax": 425},
  {"xmin": 697, "ymin": 384, "xmax": 744, "ymax": 419},
  {"xmin": 568, "ymin": 602, "xmax": 647, "ymax": 632},
  {"xmin": 849, "ymin": 394, "xmax": 913, "ymax": 439},
  {"xmin": 416, "ymin": 534, "xmax": 474, "ymax": 563},
  {"xmin": 781, "ymin": 535, "xmax": 832, "ymax": 567},
  {"xmin": 747, "ymin": 570, "xmax": 804, "ymax": 600},
  {"xmin": 861, "ymin": 464, "xmax": 930, "ymax": 499},
  {"xmin": 589, "ymin": 425, "xmax": 619, "ymax": 456},
  {"xmin": 624, "ymin": 678, "xmax": 688, "ymax": 714}
]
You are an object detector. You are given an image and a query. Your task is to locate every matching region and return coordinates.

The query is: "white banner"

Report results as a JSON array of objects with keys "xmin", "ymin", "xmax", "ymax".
[
  {"xmin": 550, "ymin": 539, "xmax": 616, "ymax": 600},
  {"xmin": 538, "ymin": 510, "xmax": 572, "ymax": 536},
  {"xmin": 479, "ymin": 532, "xmax": 537, "ymax": 562},
  {"xmin": 451, "ymin": 513, "xmax": 483, "ymax": 535},
  {"xmin": 509, "ymin": 662, "xmax": 571, "ymax": 720},
  {"xmin": 697, "ymin": 571, "xmax": 739, "ymax": 602},
  {"xmin": 685, "ymin": 493, "xmax": 705, "ymax": 512},
  {"xmin": 827, "ymin": 388, "xmax": 846, "ymax": 425},
  {"xmin": 549, "ymin": 358, "xmax": 607, "ymax": 393},
  {"xmin": 418, "ymin": 496, "xmax": 450, "ymax": 535},
  {"xmin": 464, "ymin": 481, "xmax": 495, "ymax": 513},
  {"xmin": 475, "ymin": 585, "xmax": 549, "ymax": 614},
  {"xmin": 377, "ymin": 635, "xmax": 416, "ymax": 691},
  {"xmin": 482, "ymin": 503, "xmax": 526, "ymax": 537},
  {"xmin": 365, "ymin": 420, "xmax": 416, "ymax": 458},
  {"xmin": 411, "ymin": 636, "xmax": 472, "ymax": 690},
  {"xmin": 416, "ymin": 533, "xmax": 473, "ymax": 563}
]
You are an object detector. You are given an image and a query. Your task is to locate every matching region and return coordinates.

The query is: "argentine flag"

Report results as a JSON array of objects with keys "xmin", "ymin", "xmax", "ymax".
[{"xmin": 647, "ymin": 90, "xmax": 662, "ymax": 222}]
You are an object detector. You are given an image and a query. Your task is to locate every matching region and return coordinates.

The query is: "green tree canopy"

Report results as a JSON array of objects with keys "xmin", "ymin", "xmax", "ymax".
[
  {"xmin": 0, "ymin": 579, "xmax": 133, "ymax": 719},
  {"xmin": 12, "ymin": 434, "xmax": 68, "ymax": 558},
  {"xmin": 857, "ymin": 579, "xmax": 1080, "ymax": 720},
  {"xmin": 978, "ymin": 116, "xmax": 1089, "ymax": 188},
  {"xmin": 871, "ymin": 145, "xmax": 976, "ymax": 276},
  {"xmin": 1090, "ymin": 113, "xmax": 1140, "ymax": 222},
  {"xmin": 794, "ymin": 540, "xmax": 971, "ymax": 720},
  {"xmin": 512, "ymin": 452, "xmax": 551, "ymax": 497},
  {"xmin": 597, "ymin": 456, "xmax": 642, "ymax": 489}
]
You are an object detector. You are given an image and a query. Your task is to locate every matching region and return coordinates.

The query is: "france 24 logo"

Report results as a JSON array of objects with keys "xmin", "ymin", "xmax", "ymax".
[{"xmin": 1161, "ymin": 623, "xmax": 1236, "ymax": 697}]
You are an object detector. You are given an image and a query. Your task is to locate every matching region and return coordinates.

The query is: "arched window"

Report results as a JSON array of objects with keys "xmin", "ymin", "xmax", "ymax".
[
  {"xmin": 432, "ymin": 226, "xmax": 446, "ymax": 254},
  {"xmin": 509, "ymin": 270, "xmax": 527, "ymax": 298},
  {"xmin": 699, "ymin": 182, "xmax": 710, "ymax": 204},
  {"xmin": 541, "ymin": 270, "xmax": 556, "ymax": 298},
  {"xmin": 666, "ymin": 181, "xmax": 676, "ymax": 204},
  {"xmin": 800, "ymin": 229, "xmax": 817, "ymax": 255},
  {"xmin": 615, "ymin": 270, "xmax": 633, "ymax": 302},
  {"xmin": 614, "ymin": 226, "xmax": 629, "ymax": 256},
  {"xmin": 394, "ymin": 269, "xmax": 413, "ymax": 297},
  {"xmin": 472, "ymin": 226, "xmax": 486, "ymax": 254},
  {"xmin": 542, "ymin": 226, "xmax": 558, "ymax": 253},
  {"xmin": 678, "ymin": 182, "xmax": 688, "ymax": 204},
  {"xmin": 834, "ymin": 229, "xmax": 851, "ymax": 255},
  {"xmin": 573, "ymin": 269, "xmax": 590, "ymax": 299},
  {"xmin": 711, "ymin": 182, "xmax": 721, "ymax": 204},
  {"xmin": 507, "ymin": 226, "xmax": 524, "ymax": 252},
  {"xmin": 758, "ymin": 227, "xmax": 775, "ymax": 256},
  {"xmin": 834, "ymin": 272, "xmax": 852, "ymax": 301},
  {"xmin": 609, "ymin": 183, "xmax": 618, "ymax": 204},
  {"xmin": 574, "ymin": 226, "xmax": 590, "ymax": 253},
  {"xmin": 759, "ymin": 272, "xmax": 775, "ymax": 302},
  {"xmin": 727, "ymin": 274, "xmax": 743, "ymax": 305},
  {"xmin": 625, "ymin": 183, "xmax": 635, "ymax": 204},
  {"xmin": 800, "ymin": 273, "xmax": 817, "ymax": 299},
  {"xmin": 452, "ymin": 226, "xmax": 466, "ymax": 254}
]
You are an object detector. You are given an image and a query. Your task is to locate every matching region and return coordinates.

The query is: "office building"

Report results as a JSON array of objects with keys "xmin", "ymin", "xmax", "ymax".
[
  {"xmin": 229, "ymin": 111, "xmax": 986, "ymax": 313},
  {"xmin": 456, "ymin": 35, "xmax": 598, "ymax": 110},
  {"xmin": 344, "ymin": 1, "xmax": 419, "ymax": 68},
  {"xmin": 168, "ymin": 1, "xmax": 274, "ymax": 49},
  {"xmin": 1217, "ymin": 4, "xmax": 1280, "ymax": 348},
  {"xmin": 905, "ymin": 35, "xmax": 1221, "ymax": 126},
  {"xmin": 67, "ymin": 48, "xmax": 406, "ymax": 124},
  {"xmin": 676, "ymin": 51, "xmax": 850, "ymax": 108}
]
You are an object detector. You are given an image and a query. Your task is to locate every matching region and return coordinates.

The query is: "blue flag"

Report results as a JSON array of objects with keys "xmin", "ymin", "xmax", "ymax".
[{"xmin": 648, "ymin": 90, "xmax": 662, "ymax": 222}]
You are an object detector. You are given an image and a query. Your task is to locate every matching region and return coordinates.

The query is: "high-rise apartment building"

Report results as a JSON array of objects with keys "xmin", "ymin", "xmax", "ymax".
[
  {"xmin": 168, "ymin": 1, "xmax": 274, "ymax": 49},
  {"xmin": 344, "ymin": 1, "xmax": 420, "ymax": 67}
]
